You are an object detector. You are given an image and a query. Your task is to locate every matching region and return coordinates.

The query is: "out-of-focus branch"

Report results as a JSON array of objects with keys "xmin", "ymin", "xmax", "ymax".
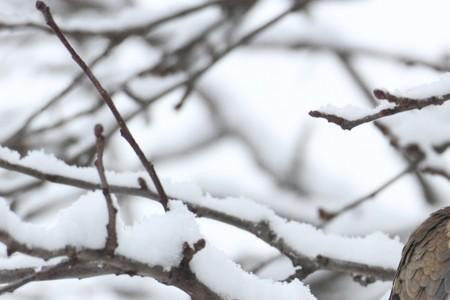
[
  {"xmin": 173, "ymin": 0, "xmax": 314, "ymax": 109},
  {"xmin": 152, "ymin": 130, "xmax": 228, "ymax": 163},
  {"xmin": 250, "ymin": 40, "xmax": 450, "ymax": 72},
  {"xmin": 197, "ymin": 87, "xmax": 308, "ymax": 195},
  {"xmin": 0, "ymin": 259, "xmax": 75, "ymax": 295},
  {"xmin": 0, "ymin": 180, "xmax": 43, "ymax": 198},
  {"xmin": 3, "ymin": 39, "xmax": 118, "ymax": 148},
  {"xmin": 318, "ymin": 164, "xmax": 415, "ymax": 224},
  {"xmin": 1, "ymin": 0, "xmax": 230, "ymax": 39}
]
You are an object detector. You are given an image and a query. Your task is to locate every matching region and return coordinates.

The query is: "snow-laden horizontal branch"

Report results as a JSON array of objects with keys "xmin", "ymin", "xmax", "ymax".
[
  {"xmin": 0, "ymin": 146, "xmax": 398, "ymax": 283},
  {"xmin": 0, "ymin": 192, "xmax": 315, "ymax": 300}
]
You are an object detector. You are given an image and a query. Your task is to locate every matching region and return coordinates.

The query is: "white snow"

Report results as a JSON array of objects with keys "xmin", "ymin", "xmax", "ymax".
[
  {"xmin": 394, "ymin": 72, "xmax": 450, "ymax": 99},
  {"xmin": 187, "ymin": 194, "xmax": 402, "ymax": 269},
  {"xmin": 191, "ymin": 245, "xmax": 316, "ymax": 300},
  {"xmin": 116, "ymin": 200, "xmax": 202, "ymax": 270},
  {"xmin": 379, "ymin": 289, "xmax": 391, "ymax": 300},
  {"xmin": 0, "ymin": 192, "xmax": 202, "ymax": 270},
  {"xmin": 0, "ymin": 192, "xmax": 108, "ymax": 250},
  {"xmin": 274, "ymin": 223, "xmax": 400, "ymax": 268},
  {"xmin": 0, "ymin": 146, "xmax": 145, "ymax": 189}
]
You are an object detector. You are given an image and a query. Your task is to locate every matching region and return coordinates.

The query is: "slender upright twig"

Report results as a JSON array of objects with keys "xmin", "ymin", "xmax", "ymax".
[{"xmin": 94, "ymin": 124, "xmax": 118, "ymax": 255}]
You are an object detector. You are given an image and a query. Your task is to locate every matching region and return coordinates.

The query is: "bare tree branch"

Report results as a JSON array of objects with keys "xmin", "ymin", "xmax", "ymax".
[{"xmin": 36, "ymin": 0, "xmax": 169, "ymax": 211}]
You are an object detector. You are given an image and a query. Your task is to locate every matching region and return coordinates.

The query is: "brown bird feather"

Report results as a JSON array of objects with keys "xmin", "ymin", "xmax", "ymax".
[{"xmin": 390, "ymin": 207, "xmax": 450, "ymax": 300}]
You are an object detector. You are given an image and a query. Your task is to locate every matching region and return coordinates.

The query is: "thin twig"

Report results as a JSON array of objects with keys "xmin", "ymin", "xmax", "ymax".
[
  {"xmin": 94, "ymin": 124, "xmax": 118, "ymax": 255},
  {"xmin": 36, "ymin": 1, "xmax": 169, "ymax": 211},
  {"xmin": 318, "ymin": 164, "xmax": 415, "ymax": 224}
]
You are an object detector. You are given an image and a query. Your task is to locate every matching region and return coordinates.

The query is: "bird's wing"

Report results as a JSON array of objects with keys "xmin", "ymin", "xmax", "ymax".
[{"xmin": 390, "ymin": 208, "xmax": 450, "ymax": 300}]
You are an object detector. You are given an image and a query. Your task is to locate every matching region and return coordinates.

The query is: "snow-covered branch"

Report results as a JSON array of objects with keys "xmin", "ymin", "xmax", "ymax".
[
  {"xmin": 309, "ymin": 88, "xmax": 450, "ymax": 131},
  {"xmin": 0, "ymin": 146, "xmax": 398, "ymax": 285},
  {"xmin": 0, "ymin": 192, "xmax": 317, "ymax": 300}
]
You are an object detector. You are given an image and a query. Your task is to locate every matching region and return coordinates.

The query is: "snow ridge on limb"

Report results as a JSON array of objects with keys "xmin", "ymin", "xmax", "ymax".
[
  {"xmin": 0, "ymin": 194, "xmax": 316, "ymax": 300},
  {"xmin": 0, "ymin": 145, "xmax": 399, "ymax": 283}
]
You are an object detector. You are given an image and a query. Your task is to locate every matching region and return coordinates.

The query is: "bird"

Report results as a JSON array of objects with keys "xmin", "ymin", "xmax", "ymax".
[{"xmin": 389, "ymin": 207, "xmax": 450, "ymax": 300}]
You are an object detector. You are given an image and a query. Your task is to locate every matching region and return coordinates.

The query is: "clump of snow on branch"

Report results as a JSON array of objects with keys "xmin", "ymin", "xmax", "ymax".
[
  {"xmin": 0, "ymin": 184, "xmax": 318, "ymax": 300},
  {"xmin": 0, "ymin": 192, "xmax": 108, "ymax": 250},
  {"xmin": 187, "ymin": 195, "xmax": 402, "ymax": 269},
  {"xmin": 0, "ymin": 146, "xmax": 145, "ymax": 188},
  {"xmin": 394, "ymin": 72, "xmax": 450, "ymax": 99},
  {"xmin": 117, "ymin": 200, "xmax": 202, "ymax": 269},
  {"xmin": 191, "ymin": 245, "xmax": 317, "ymax": 300},
  {"xmin": 0, "ymin": 192, "xmax": 203, "ymax": 270}
]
